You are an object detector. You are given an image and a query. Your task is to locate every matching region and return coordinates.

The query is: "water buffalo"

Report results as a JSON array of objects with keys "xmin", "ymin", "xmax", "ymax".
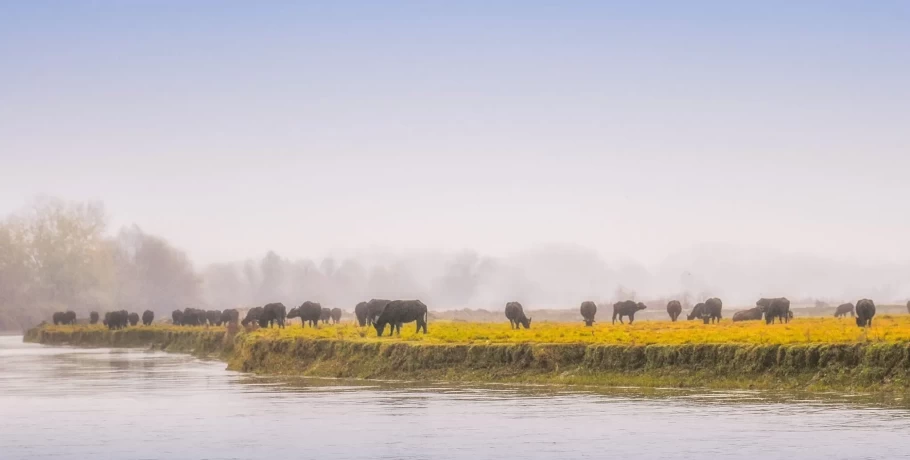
[
  {"xmin": 702, "ymin": 298, "xmax": 723, "ymax": 324},
  {"xmin": 366, "ymin": 299, "xmax": 391, "ymax": 326},
  {"xmin": 856, "ymin": 299, "xmax": 875, "ymax": 327},
  {"xmin": 666, "ymin": 300, "xmax": 682, "ymax": 322},
  {"xmin": 288, "ymin": 301, "xmax": 322, "ymax": 328},
  {"xmin": 374, "ymin": 300, "xmax": 428, "ymax": 336},
  {"xmin": 241, "ymin": 307, "xmax": 264, "ymax": 327},
  {"xmin": 142, "ymin": 310, "xmax": 154, "ymax": 326},
  {"xmin": 612, "ymin": 300, "xmax": 646, "ymax": 325},
  {"xmin": 89, "ymin": 311, "xmax": 100, "ymax": 325},
  {"xmin": 580, "ymin": 301, "xmax": 597, "ymax": 326},
  {"xmin": 320, "ymin": 307, "xmax": 332, "ymax": 324},
  {"xmin": 207, "ymin": 310, "xmax": 222, "ymax": 326},
  {"xmin": 52, "ymin": 311, "xmax": 77, "ymax": 325},
  {"xmin": 220, "ymin": 309, "xmax": 239, "ymax": 325},
  {"xmin": 354, "ymin": 302, "xmax": 369, "ymax": 326},
  {"xmin": 172, "ymin": 309, "xmax": 184, "ymax": 325},
  {"xmin": 834, "ymin": 303, "xmax": 854, "ymax": 318},
  {"xmin": 687, "ymin": 303, "xmax": 706, "ymax": 321},
  {"xmin": 128, "ymin": 312, "xmax": 140, "ymax": 326},
  {"xmin": 258, "ymin": 303, "xmax": 287, "ymax": 328},
  {"xmin": 504, "ymin": 302, "xmax": 531, "ymax": 329},
  {"xmin": 182, "ymin": 308, "xmax": 207, "ymax": 326},
  {"xmin": 330, "ymin": 308, "xmax": 342, "ymax": 324},
  {"xmin": 105, "ymin": 310, "xmax": 128, "ymax": 330},
  {"xmin": 757, "ymin": 297, "xmax": 790, "ymax": 324},
  {"xmin": 732, "ymin": 307, "xmax": 763, "ymax": 322}
]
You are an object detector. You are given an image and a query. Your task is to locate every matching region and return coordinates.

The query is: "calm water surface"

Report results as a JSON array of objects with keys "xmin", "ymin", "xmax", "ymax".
[{"xmin": 2, "ymin": 336, "xmax": 909, "ymax": 459}]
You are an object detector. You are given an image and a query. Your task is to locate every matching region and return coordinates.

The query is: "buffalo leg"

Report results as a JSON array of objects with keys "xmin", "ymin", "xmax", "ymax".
[{"xmin": 629, "ymin": 314, "xmax": 635, "ymax": 325}]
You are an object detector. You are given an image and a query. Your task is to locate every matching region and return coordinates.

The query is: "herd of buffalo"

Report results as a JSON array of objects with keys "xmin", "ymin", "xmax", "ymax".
[{"xmin": 50, "ymin": 297, "xmax": 898, "ymax": 334}]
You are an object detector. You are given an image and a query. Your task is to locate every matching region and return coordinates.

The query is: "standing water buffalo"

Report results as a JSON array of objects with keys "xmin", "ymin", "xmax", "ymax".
[
  {"xmin": 288, "ymin": 301, "xmax": 322, "ymax": 328},
  {"xmin": 834, "ymin": 303, "xmax": 854, "ymax": 318},
  {"xmin": 732, "ymin": 307, "xmax": 763, "ymax": 322},
  {"xmin": 105, "ymin": 310, "xmax": 128, "ymax": 329},
  {"xmin": 666, "ymin": 300, "xmax": 682, "ymax": 322},
  {"xmin": 366, "ymin": 299, "xmax": 391, "ymax": 326},
  {"xmin": 687, "ymin": 303, "xmax": 706, "ymax": 321},
  {"xmin": 856, "ymin": 299, "xmax": 876, "ymax": 327},
  {"xmin": 220, "ymin": 309, "xmax": 240, "ymax": 326},
  {"xmin": 182, "ymin": 308, "xmax": 207, "ymax": 326},
  {"xmin": 580, "ymin": 301, "xmax": 597, "ymax": 326},
  {"xmin": 757, "ymin": 297, "xmax": 790, "ymax": 324},
  {"xmin": 171, "ymin": 309, "xmax": 184, "ymax": 325},
  {"xmin": 259, "ymin": 303, "xmax": 287, "ymax": 328},
  {"xmin": 504, "ymin": 302, "xmax": 531, "ymax": 329},
  {"xmin": 702, "ymin": 298, "xmax": 723, "ymax": 324},
  {"xmin": 89, "ymin": 311, "xmax": 100, "ymax": 325},
  {"xmin": 241, "ymin": 307, "xmax": 264, "ymax": 327},
  {"xmin": 53, "ymin": 311, "xmax": 77, "ymax": 325},
  {"xmin": 142, "ymin": 310, "xmax": 154, "ymax": 326},
  {"xmin": 612, "ymin": 300, "xmax": 646, "ymax": 324},
  {"xmin": 330, "ymin": 308, "xmax": 342, "ymax": 324},
  {"xmin": 128, "ymin": 312, "xmax": 140, "ymax": 326},
  {"xmin": 374, "ymin": 300, "xmax": 428, "ymax": 336},
  {"xmin": 320, "ymin": 308, "xmax": 332, "ymax": 324},
  {"xmin": 354, "ymin": 302, "xmax": 369, "ymax": 326},
  {"xmin": 206, "ymin": 310, "xmax": 223, "ymax": 326}
]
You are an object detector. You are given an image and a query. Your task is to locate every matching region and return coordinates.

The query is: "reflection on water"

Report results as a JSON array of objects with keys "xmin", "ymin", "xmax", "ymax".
[{"xmin": 1, "ymin": 336, "xmax": 909, "ymax": 459}]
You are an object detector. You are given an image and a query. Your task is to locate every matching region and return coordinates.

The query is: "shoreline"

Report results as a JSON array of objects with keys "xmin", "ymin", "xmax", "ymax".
[{"xmin": 23, "ymin": 325, "xmax": 910, "ymax": 393}]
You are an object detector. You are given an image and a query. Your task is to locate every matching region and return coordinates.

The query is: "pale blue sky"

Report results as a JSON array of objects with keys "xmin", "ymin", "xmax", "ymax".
[{"xmin": 2, "ymin": 1, "xmax": 909, "ymax": 266}]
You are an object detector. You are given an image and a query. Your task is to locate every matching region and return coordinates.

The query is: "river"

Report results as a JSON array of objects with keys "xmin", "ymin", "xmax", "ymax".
[{"xmin": 2, "ymin": 336, "xmax": 909, "ymax": 459}]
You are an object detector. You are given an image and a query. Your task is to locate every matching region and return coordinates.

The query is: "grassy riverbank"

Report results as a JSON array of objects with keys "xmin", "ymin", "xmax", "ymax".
[{"xmin": 24, "ymin": 320, "xmax": 910, "ymax": 392}]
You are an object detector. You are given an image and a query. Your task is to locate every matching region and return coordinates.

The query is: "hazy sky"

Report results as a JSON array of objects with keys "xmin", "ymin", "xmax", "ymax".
[{"xmin": 2, "ymin": 1, "xmax": 909, "ymax": 266}]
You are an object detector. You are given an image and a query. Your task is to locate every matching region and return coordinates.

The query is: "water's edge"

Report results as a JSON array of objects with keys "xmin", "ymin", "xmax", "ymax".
[{"xmin": 23, "ymin": 326, "xmax": 910, "ymax": 393}]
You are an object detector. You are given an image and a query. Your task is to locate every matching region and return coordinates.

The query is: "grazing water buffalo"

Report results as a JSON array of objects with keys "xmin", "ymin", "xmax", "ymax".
[
  {"xmin": 702, "ymin": 298, "xmax": 723, "ymax": 324},
  {"xmin": 172, "ymin": 309, "xmax": 184, "ymax": 325},
  {"xmin": 259, "ymin": 303, "xmax": 287, "ymax": 328},
  {"xmin": 856, "ymin": 299, "xmax": 876, "ymax": 327},
  {"xmin": 53, "ymin": 311, "xmax": 77, "ymax": 325},
  {"xmin": 354, "ymin": 302, "xmax": 369, "ymax": 326},
  {"xmin": 666, "ymin": 300, "xmax": 682, "ymax": 322},
  {"xmin": 834, "ymin": 303, "xmax": 854, "ymax": 318},
  {"xmin": 288, "ymin": 301, "xmax": 322, "ymax": 328},
  {"xmin": 142, "ymin": 310, "xmax": 154, "ymax": 326},
  {"xmin": 128, "ymin": 312, "xmax": 140, "ymax": 326},
  {"xmin": 687, "ymin": 303, "xmax": 706, "ymax": 321},
  {"xmin": 504, "ymin": 302, "xmax": 531, "ymax": 329},
  {"xmin": 580, "ymin": 301, "xmax": 597, "ymax": 326},
  {"xmin": 105, "ymin": 310, "xmax": 128, "ymax": 330},
  {"xmin": 732, "ymin": 307, "xmax": 763, "ymax": 322},
  {"xmin": 89, "ymin": 311, "xmax": 100, "ymax": 325},
  {"xmin": 182, "ymin": 308, "xmax": 207, "ymax": 326},
  {"xmin": 205, "ymin": 310, "xmax": 222, "ymax": 326},
  {"xmin": 320, "ymin": 308, "xmax": 332, "ymax": 324},
  {"xmin": 612, "ymin": 300, "xmax": 646, "ymax": 324},
  {"xmin": 366, "ymin": 299, "xmax": 391, "ymax": 326},
  {"xmin": 220, "ymin": 309, "xmax": 239, "ymax": 325},
  {"xmin": 374, "ymin": 300, "xmax": 428, "ymax": 336},
  {"xmin": 241, "ymin": 307, "xmax": 264, "ymax": 327},
  {"xmin": 757, "ymin": 297, "xmax": 790, "ymax": 324},
  {"xmin": 330, "ymin": 308, "xmax": 342, "ymax": 324}
]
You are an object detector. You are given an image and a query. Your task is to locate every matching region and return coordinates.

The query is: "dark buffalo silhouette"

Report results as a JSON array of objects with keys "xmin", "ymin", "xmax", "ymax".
[
  {"xmin": 687, "ymin": 303, "xmax": 706, "ymax": 321},
  {"xmin": 702, "ymin": 298, "xmax": 723, "ymax": 324},
  {"xmin": 732, "ymin": 307, "xmax": 763, "ymax": 322},
  {"xmin": 757, "ymin": 297, "xmax": 790, "ymax": 324},
  {"xmin": 128, "ymin": 312, "xmax": 140, "ymax": 326},
  {"xmin": 365, "ymin": 299, "xmax": 391, "ymax": 326},
  {"xmin": 834, "ymin": 303, "xmax": 854, "ymax": 318},
  {"xmin": 612, "ymin": 300, "xmax": 646, "ymax": 324},
  {"xmin": 320, "ymin": 308, "xmax": 332, "ymax": 324},
  {"xmin": 330, "ymin": 308, "xmax": 342, "ymax": 324},
  {"xmin": 142, "ymin": 310, "xmax": 154, "ymax": 326},
  {"xmin": 666, "ymin": 300, "xmax": 682, "ymax": 322},
  {"xmin": 89, "ymin": 311, "xmax": 100, "ymax": 325},
  {"xmin": 580, "ymin": 301, "xmax": 597, "ymax": 326},
  {"xmin": 258, "ymin": 303, "xmax": 287, "ymax": 328},
  {"xmin": 288, "ymin": 301, "xmax": 322, "ymax": 328},
  {"xmin": 206, "ymin": 310, "xmax": 222, "ymax": 326},
  {"xmin": 504, "ymin": 302, "xmax": 531, "ymax": 329},
  {"xmin": 856, "ymin": 299, "xmax": 875, "ymax": 327},
  {"xmin": 241, "ymin": 307, "xmax": 264, "ymax": 327},
  {"xmin": 374, "ymin": 300, "xmax": 428, "ymax": 336},
  {"xmin": 172, "ymin": 309, "xmax": 184, "ymax": 325},
  {"xmin": 220, "ymin": 309, "xmax": 239, "ymax": 325},
  {"xmin": 182, "ymin": 308, "xmax": 207, "ymax": 326},
  {"xmin": 52, "ymin": 311, "xmax": 77, "ymax": 325},
  {"xmin": 105, "ymin": 310, "xmax": 129, "ymax": 330},
  {"xmin": 354, "ymin": 302, "xmax": 369, "ymax": 326}
]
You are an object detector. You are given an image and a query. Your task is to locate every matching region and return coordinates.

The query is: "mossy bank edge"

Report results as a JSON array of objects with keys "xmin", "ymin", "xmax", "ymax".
[{"xmin": 24, "ymin": 325, "xmax": 910, "ymax": 393}]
